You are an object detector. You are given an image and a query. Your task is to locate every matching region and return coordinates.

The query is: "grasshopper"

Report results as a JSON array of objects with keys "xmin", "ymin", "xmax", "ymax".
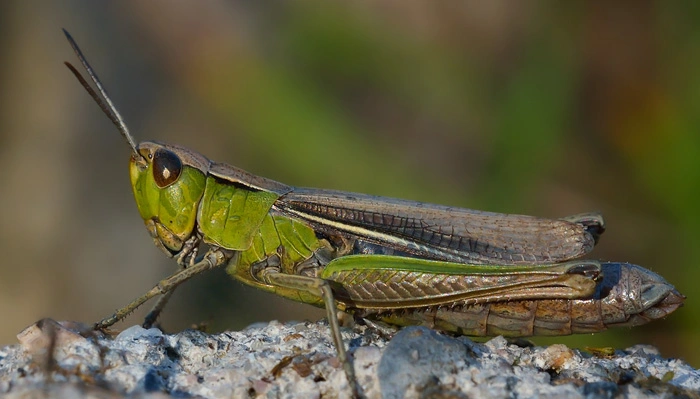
[{"xmin": 63, "ymin": 30, "xmax": 684, "ymax": 398}]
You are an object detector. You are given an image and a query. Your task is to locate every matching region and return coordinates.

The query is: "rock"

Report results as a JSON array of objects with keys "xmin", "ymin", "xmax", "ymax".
[{"xmin": 0, "ymin": 319, "xmax": 697, "ymax": 398}]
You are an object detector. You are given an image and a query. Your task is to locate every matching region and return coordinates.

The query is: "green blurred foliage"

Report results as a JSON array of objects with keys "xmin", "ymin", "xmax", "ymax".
[{"xmin": 0, "ymin": 1, "xmax": 697, "ymax": 368}]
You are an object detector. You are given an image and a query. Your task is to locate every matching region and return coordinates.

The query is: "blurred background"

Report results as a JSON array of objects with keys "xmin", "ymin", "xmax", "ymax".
[{"xmin": 0, "ymin": 1, "xmax": 698, "ymax": 367}]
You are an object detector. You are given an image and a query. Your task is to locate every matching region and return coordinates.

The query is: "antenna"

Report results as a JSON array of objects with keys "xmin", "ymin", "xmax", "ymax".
[{"xmin": 62, "ymin": 29, "xmax": 141, "ymax": 157}]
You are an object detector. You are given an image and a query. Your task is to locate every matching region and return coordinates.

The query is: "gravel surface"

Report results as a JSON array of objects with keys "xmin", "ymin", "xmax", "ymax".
[{"xmin": 0, "ymin": 318, "xmax": 697, "ymax": 398}]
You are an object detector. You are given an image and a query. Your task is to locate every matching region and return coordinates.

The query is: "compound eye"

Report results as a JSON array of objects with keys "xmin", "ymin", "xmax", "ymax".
[{"xmin": 152, "ymin": 148, "xmax": 182, "ymax": 188}]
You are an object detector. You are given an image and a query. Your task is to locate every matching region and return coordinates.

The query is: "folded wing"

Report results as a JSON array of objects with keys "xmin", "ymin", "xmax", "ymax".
[{"xmin": 276, "ymin": 188, "xmax": 598, "ymax": 265}]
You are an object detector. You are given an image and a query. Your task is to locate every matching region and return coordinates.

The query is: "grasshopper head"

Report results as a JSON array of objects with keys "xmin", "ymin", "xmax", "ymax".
[
  {"xmin": 129, "ymin": 141, "xmax": 210, "ymax": 257},
  {"xmin": 62, "ymin": 31, "xmax": 211, "ymax": 260}
]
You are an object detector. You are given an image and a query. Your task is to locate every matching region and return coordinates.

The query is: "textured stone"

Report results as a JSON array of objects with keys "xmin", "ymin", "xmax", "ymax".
[{"xmin": 0, "ymin": 319, "xmax": 697, "ymax": 398}]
